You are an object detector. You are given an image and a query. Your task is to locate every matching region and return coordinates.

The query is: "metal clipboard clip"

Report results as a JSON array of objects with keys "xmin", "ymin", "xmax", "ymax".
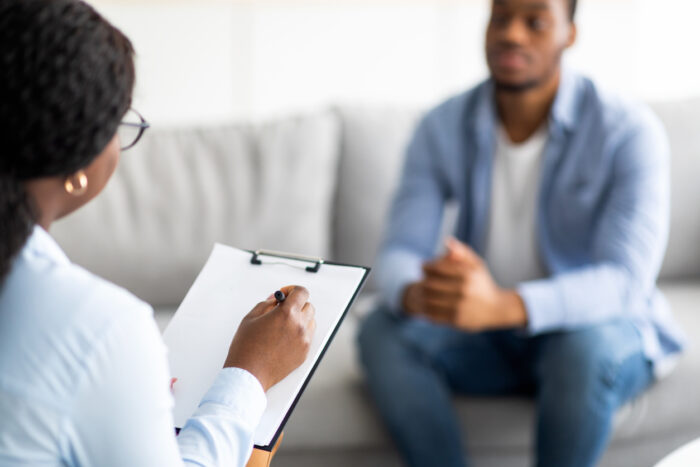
[{"xmin": 250, "ymin": 249, "xmax": 324, "ymax": 273}]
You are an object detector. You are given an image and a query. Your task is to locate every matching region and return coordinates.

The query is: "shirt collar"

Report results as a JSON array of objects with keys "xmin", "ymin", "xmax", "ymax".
[
  {"xmin": 470, "ymin": 68, "xmax": 580, "ymax": 135},
  {"xmin": 26, "ymin": 225, "xmax": 70, "ymax": 266},
  {"xmin": 548, "ymin": 68, "xmax": 579, "ymax": 132},
  {"xmin": 471, "ymin": 80, "xmax": 498, "ymax": 137}
]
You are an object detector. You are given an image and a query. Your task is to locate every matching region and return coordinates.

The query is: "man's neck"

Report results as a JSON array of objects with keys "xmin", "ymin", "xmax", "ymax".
[{"xmin": 496, "ymin": 69, "xmax": 561, "ymax": 143}]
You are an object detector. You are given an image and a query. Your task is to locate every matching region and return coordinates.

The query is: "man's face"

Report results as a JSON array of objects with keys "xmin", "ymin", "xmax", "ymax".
[{"xmin": 485, "ymin": 0, "xmax": 575, "ymax": 92}]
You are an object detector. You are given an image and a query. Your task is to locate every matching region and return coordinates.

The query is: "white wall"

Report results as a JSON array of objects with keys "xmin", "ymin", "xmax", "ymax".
[{"xmin": 94, "ymin": 0, "xmax": 700, "ymax": 127}]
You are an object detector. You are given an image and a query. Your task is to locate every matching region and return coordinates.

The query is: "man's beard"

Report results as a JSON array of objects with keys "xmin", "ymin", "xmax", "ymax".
[
  {"xmin": 494, "ymin": 78, "xmax": 542, "ymax": 93},
  {"xmin": 492, "ymin": 50, "xmax": 564, "ymax": 94}
]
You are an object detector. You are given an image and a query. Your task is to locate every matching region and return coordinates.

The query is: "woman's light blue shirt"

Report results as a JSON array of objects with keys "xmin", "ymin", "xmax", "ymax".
[{"xmin": 0, "ymin": 226, "xmax": 266, "ymax": 466}]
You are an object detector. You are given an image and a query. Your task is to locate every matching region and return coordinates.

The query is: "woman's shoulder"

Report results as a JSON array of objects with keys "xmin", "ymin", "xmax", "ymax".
[
  {"xmin": 0, "ymin": 233, "xmax": 167, "ymax": 462},
  {"xmin": 10, "ymin": 232, "xmax": 152, "ymax": 327},
  {"xmin": 12, "ymin": 226, "xmax": 152, "ymax": 319},
  {"xmin": 28, "ymin": 246, "xmax": 155, "ymax": 353},
  {"xmin": 0, "ymin": 229, "xmax": 158, "ymax": 408}
]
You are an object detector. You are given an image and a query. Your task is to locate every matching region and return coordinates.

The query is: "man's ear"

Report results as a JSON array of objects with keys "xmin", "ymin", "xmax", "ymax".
[{"xmin": 566, "ymin": 22, "xmax": 577, "ymax": 49}]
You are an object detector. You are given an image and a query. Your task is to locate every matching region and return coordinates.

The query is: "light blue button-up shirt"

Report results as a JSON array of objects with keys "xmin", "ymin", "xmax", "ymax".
[
  {"xmin": 376, "ymin": 70, "xmax": 686, "ymax": 376},
  {"xmin": 0, "ymin": 226, "xmax": 266, "ymax": 466}
]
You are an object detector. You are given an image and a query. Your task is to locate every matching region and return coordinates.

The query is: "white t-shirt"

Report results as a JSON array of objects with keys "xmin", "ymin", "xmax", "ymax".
[{"xmin": 485, "ymin": 125, "xmax": 549, "ymax": 289}]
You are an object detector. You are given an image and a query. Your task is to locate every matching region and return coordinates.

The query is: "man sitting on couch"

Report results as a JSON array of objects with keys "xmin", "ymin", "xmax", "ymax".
[{"xmin": 357, "ymin": 0, "xmax": 686, "ymax": 466}]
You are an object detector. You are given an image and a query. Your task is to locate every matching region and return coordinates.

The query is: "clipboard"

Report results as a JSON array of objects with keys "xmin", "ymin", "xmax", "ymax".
[{"xmin": 162, "ymin": 244, "xmax": 370, "ymax": 451}]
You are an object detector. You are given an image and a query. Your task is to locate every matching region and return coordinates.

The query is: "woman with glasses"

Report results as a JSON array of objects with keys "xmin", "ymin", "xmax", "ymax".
[{"xmin": 0, "ymin": 1, "xmax": 316, "ymax": 466}]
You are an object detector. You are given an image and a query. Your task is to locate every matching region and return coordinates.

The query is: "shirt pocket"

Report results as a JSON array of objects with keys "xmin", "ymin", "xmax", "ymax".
[{"xmin": 550, "ymin": 176, "xmax": 604, "ymax": 248}]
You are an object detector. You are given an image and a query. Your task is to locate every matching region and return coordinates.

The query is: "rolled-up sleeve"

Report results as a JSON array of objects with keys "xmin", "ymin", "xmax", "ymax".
[
  {"xmin": 376, "ymin": 116, "xmax": 449, "ymax": 311},
  {"xmin": 519, "ymin": 111, "xmax": 670, "ymax": 333}
]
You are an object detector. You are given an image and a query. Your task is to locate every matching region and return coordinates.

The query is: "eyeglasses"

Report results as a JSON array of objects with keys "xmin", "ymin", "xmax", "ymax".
[{"xmin": 118, "ymin": 108, "xmax": 150, "ymax": 151}]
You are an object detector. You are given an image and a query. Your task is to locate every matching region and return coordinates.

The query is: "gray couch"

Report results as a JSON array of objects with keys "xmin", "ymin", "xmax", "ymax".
[{"xmin": 52, "ymin": 99, "xmax": 700, "ymax": 466}]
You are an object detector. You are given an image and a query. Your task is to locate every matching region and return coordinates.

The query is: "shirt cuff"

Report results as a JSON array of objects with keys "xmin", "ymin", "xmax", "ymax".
[
  {"xmin": 198, "ymin": 367, "xmax": 267, "ymax": 424},
  {"xmin": 518, "ymin": 278, "xmax": 566, "ymax": 335},
  {"xmin": 377, "ymin": 249, "xmax": 423, "ymax": 312}
]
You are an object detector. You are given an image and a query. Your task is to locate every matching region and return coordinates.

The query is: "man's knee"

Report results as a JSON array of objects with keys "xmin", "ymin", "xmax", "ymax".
[{"xmin": 536, "ymin": 321, "xmax": 646, "ymax": 401}]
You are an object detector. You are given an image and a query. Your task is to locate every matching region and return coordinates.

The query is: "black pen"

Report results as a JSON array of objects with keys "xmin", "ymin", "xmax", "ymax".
[{"xmin": 274, "ymin": 290, "xmax": 286, "ymax": 303}]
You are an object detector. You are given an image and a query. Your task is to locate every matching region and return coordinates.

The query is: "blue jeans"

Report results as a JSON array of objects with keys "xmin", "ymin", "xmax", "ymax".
[{"xmin": 357, "ymin": 309, "xmax": 654, "ymax": 467}]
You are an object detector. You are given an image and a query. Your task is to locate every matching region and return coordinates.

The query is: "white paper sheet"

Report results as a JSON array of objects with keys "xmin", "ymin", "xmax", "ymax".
[{"xmin": 162, "ymin": 244, "xmax": 368, "ymax": 447}]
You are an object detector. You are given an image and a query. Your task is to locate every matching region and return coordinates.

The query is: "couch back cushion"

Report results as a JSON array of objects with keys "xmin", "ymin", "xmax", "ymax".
[
  {"xmin": 331, "ymin": 106, "xmax": 421, "ymax": 291},
  {"xmin": 52, "ymin": 112, "xmax": 341, "ymax": 306},
  {"xmin": 652, "ymin": 99, "xmax": 700, "ymax": 280}
]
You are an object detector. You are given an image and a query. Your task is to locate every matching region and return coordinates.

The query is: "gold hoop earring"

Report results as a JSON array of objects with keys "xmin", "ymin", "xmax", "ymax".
[{"xmin": 64, "ymin": 171, "xmax": 88, "ymax": 196}]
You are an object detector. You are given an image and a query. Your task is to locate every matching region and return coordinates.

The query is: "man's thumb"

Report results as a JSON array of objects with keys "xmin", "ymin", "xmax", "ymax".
[{"xmin": 445, "ymin": 236, "xmax": 480, "ymax": 265}]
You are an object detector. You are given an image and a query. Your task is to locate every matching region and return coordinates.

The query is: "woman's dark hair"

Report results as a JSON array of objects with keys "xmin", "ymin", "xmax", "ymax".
[{"xmin": 0, "ymin": 0, "xmax": 135, "ymax": 283}]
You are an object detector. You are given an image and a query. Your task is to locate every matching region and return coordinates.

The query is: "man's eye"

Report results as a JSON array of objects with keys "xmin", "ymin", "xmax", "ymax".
[
  {"xmin": 490, "ymin": 14, "xmax": 510, "ymax": 27},
  {"xmin": 528, "ymin": 17, "xmax": 547, "ymax": 31}
]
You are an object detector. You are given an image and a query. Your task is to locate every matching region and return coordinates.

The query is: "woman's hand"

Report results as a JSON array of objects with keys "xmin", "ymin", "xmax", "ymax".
[{"xmin": 224, "ymin": 286, "xmax": 316, "ymax": 392}]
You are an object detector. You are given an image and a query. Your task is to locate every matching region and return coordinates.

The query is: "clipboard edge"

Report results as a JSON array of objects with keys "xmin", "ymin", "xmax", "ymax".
[
  {"xmin": 169, "ymin": 245, "xmax": 371, "ymax": 452},
  {"xmin": 253, "ymin": 263, "xmax": 371, "ymax": 451}
]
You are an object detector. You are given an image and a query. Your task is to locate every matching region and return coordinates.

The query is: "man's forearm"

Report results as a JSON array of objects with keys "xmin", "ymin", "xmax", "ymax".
[{"xmin": 517, "ymin": 263, "xmax": 643, "ymax": 334}]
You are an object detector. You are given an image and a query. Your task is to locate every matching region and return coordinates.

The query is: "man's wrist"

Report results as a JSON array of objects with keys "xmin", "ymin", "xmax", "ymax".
[
  {"xmin": 499, "ymin": 289, "xmax": 528, "ymax": 328},
  {"xmin": 401, "ymin": 282, "xmax": 420, "ymax": 315}
]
